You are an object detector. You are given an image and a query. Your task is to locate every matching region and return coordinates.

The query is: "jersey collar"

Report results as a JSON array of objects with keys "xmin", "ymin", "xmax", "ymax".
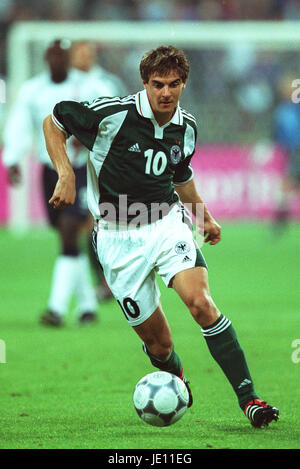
[{"xmin": 135, "ymin": 89, "xmax": 183, "ymax": 126}]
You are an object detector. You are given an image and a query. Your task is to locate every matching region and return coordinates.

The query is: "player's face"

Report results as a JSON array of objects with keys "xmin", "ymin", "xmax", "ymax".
[
  {"xmin": 143, "ymin": 70, "xmax": 186, "ymax": 124},
  {"xmin": 71, "ymin": 43, "xmax": 96, "ymax": 72},
  {"xmin": 47, "ymin": 48, "xmax": 69, "ymax": 83}
]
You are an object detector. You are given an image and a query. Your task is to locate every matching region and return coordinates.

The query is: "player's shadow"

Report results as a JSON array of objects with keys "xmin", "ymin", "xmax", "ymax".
[{"xmin": 203, "ymin": 419, "xmax": 281, "ymax": 434}]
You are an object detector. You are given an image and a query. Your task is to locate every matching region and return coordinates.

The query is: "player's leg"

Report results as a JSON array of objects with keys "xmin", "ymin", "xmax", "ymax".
[
  {"xmin": 133, "ymin": 303, "xmax": 176, "ymax": 367},
  {"xmin": 94, "ymin": 221, "xmax": 192, "ymax": 404},
  {"xmin": 59, "ymin": 213, "xmax": 98, "ymax": 322},
  {"xmin": 133, "ymin": 303, "xmax": 193, "ymax": 407},
  {"xmin": 155, "ymin": 205, "xmax": 278, "ymax": 425},
  {"xmin": 45, "ymin": 214, "xmax": 81, "ymax": 321},
  {"xmin": 170, "ymin": 265, "xmax": 220, "ymax": 326},
  {"xmin": 172, "ymin": 266, "xmax": 257, "ymax": 406},
  {"xmin": 116, "ymin": 284, "xmax": 186, "ymax": 384},
  {"xmin": 172, "ymin": 266, "xmax": 279, "ymax": 426},
  {"xmin": 40, "ymin": 165, "xmax": 97, "ymax": 326},
  {"xmin": 42, "ymin": 212, "xmax": 97, "ymax": 325}
]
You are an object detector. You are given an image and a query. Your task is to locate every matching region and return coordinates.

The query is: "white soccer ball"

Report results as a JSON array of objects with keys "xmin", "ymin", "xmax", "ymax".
[{"xmin": 133, "ymin": 371, "xmax": 189, "ymax": 427}]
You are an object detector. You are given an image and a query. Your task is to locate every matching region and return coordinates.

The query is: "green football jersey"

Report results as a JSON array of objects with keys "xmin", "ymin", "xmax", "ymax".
[{"xmin": 52, "ymin": 89, "xmax": 197, "ymax": 222}]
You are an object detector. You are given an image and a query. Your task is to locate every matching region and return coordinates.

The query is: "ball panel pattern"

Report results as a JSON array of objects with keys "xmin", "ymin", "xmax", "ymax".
[
  {"xmin": 133, "ymin": 384, "xmax": 151, "ymax": 410},
  {"xmin": 153, "ymin": 387, "xmax": 178, "ymax": 413},
  {"xmin": 133, "ymin": 371, "xmax": 188, "ymax": 427}
]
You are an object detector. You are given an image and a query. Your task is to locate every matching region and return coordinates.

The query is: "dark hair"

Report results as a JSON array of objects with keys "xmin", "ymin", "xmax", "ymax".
[
  {"xmin": 140, "ymin": 46, "xmax": 190, "ymax": 83},
  {"xmin": 45, "ymin": 39, "xmax": 71, "ymax": 60}
]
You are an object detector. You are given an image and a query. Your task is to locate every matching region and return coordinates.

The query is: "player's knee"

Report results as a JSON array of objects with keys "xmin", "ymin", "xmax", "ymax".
[{"xmin": 187, "ymin": 292, "xmax": 217, "ymax": 325}]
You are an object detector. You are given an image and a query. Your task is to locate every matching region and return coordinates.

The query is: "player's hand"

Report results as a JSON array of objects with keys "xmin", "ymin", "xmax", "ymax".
[
  {"xmin": 203, "ymin": 217, "xmax": 221, "ymax": 245},
  {"xmin": 8, "ymin": 165, "xmax": 22, "ymax": 185},
  {"xmin": 49, "ymin": 172, "xmax": 76, "ymax": 210}
]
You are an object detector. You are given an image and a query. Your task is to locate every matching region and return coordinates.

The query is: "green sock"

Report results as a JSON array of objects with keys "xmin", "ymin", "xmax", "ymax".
[
  {"xmin": 142, "ymin": 344, "xmax": 183, "ymax": 378},
  {"xmin": 202, "ymin": 314, "xmax": 258, "ymax": 409}
]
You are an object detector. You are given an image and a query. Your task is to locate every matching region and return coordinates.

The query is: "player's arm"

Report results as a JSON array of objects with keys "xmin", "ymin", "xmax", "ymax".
[
  {"xmin": 175, "ymin": 178, "xmax": 221, "ymax": 246},
  {"xmin": 44, "ymin": 100, "xmax": 100, "ymax": 209},
  {"xmin": 43, "ymin": 115, "xmax": 75, "ymax": 209}
]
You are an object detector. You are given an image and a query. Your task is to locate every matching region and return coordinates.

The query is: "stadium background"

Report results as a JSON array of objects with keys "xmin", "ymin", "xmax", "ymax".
[{"xmin": 0, "ymin": 0, "xmax": 300, "ymax": 450}]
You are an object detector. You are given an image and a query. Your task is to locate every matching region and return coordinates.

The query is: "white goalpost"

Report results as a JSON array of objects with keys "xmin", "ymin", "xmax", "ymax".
[
  {"xmin": 5, "ymin": 20, "xmax": 300, "ymax": 228},
  {"xmin": 8, "ymin": 20, "xmax": 300, "ymax": 100}
]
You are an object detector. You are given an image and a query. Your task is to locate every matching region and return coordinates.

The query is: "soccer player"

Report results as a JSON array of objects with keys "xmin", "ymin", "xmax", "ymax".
[
  {"xmin": 43, "ymin": 45, "xmax": 279, "ymax": 427},
  {"xmin": 2, "ymin": 39, "xmax": 113, "ymax": 326}
]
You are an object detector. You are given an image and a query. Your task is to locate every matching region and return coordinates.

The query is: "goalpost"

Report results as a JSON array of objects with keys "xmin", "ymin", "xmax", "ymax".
[{"xmin": 5, "ymin": 20, "xmax": 300, "ymax": 228}]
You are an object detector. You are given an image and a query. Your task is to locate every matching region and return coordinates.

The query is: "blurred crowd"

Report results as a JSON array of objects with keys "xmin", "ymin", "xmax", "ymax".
[
  {"xmin": 0, "ymin": 0, "xmax": 297, "ymax": 26},
  {"xmin": 1, "ymin": 0, "xmax": 300, "ymax": 144},
  {"xmin": 1, "ymin": 0, "xmax": 300, "ymax": 74}
]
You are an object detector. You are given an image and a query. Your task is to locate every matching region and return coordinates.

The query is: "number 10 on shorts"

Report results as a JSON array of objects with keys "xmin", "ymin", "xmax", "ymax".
[{"xmin": 117, "ymin": 298, "xmax": 140, "ymax": 321}]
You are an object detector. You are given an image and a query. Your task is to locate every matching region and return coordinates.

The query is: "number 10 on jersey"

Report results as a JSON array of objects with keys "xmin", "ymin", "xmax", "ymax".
[{"xmin": 144, "ymin": 149, "xmax": 167, "ymax": 176}]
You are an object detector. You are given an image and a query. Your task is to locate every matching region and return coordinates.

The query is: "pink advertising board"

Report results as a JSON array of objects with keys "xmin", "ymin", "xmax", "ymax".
[
  {"xmin": 192, "ymin": 144, "xmax": 300, "ymax": 219},
  {"xmin": 0, "ymin": 144, "xmax": 299, "ymax": 225}
]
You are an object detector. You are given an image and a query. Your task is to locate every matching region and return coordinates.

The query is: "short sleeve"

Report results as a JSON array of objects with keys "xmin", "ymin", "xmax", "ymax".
[
  {"xmin": 173, "ymin": 155, "xmax": 194, "ymax": 186},
  {"xmin": 52, "ymin": 100, "xmax": 100, "ymax": 151}
]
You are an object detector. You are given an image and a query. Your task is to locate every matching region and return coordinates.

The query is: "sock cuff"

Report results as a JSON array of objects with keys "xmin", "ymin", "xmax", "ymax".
[{"xmin": 201, "ymin": 314, "xmax": 232, "ymax": 337}]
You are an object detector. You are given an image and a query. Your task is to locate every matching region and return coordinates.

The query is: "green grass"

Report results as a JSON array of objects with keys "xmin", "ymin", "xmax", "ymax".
[{"xmin": 0, "ymin": 222, "xmax": 300, "ymax": 449}]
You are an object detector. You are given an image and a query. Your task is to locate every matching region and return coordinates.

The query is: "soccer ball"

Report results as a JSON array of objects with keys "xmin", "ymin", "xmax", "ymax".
[{"xmin": 133, "ymin": 371, "xmax": 189, "ymax": 427}]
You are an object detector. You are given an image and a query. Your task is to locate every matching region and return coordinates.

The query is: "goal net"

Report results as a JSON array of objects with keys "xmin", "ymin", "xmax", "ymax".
[{"xmin": 3, "ymin": 20, "xmax": 300, "ymax": 227}]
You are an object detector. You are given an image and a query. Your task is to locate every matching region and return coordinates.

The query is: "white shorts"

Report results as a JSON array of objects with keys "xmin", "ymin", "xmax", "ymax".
[{"xmin": 94, "ymin": 204, "xmax": 207, "ymax": 326}]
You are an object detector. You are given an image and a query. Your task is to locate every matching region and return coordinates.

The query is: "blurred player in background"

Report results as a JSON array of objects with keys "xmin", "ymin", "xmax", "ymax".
[
  {"xmin": 71, "ymin": 40, "xmax": 127, "ymax": 97},
  {"xmin": 2, "ymin": 39, "xmax": 113, "ymax": 326},
  {"xmin": 273, "ymin": 74, "xmax": 300, "ymax": 232},
  {"xmin": 43, "ymin": 45, "xmax": 279, "ymax": 428},
  {"xmin": 70, "ymin": 40, "xmax": 127, "ymax": 301}
]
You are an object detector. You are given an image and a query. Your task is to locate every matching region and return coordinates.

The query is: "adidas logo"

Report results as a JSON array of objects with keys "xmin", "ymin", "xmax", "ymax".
[
  {"xmin": 238, "ymin": 378, "xmax": 252, "ymax": 389},
  {"xmin": 182, "ymin": 255, "xmax": 192, "ymax": 263},
  {"xmin": 128, "ymin": 143, "xmax": 141, "ymax": 152}
]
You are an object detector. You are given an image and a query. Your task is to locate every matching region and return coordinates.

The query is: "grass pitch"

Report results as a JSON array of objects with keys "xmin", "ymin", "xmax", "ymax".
[{"xmin": 0, "ymin": 222, "xmax": 299, "ymax": 450}]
